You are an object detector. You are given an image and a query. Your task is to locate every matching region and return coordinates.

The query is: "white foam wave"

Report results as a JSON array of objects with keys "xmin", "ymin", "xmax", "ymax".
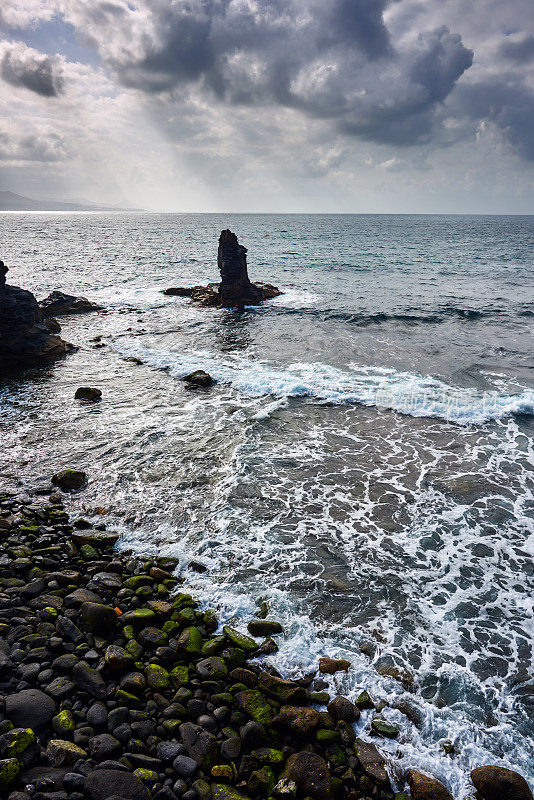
[{"xmin": 114, "ymin": 341, "xmax": 534, "ymax": 425}]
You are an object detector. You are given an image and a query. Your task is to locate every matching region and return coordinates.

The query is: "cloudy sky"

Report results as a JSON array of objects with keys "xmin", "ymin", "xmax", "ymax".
[{"xmin": 1, "ymin": 0, "xmax": 533, "ymax": 212}]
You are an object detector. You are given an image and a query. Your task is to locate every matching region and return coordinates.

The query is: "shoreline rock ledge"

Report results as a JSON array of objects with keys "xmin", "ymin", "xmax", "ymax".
[
  {"xmin": 0, "ymin": 260, "xmax": 74, "ymax": 369},
  {"xmin": 164, "ymin": 230, "xmax": 282, "ymax": 307}
]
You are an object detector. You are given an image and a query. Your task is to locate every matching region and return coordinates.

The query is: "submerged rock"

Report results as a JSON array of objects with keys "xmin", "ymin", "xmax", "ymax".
[
  {"xmin": 39, "ymin": 290, "xmax": 103, "ymax": 317},
  {"xmin": 164, "ymin": 230, "xmax": 281, "ymax": 308},
  {"xmin": 0, "ymin": 260, "xmax": 73, "ymax": 368}
]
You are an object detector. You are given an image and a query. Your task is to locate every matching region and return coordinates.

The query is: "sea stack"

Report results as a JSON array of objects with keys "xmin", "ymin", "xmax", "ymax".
[
  {"xmin": 164, "ymin": 229, "xmax": 281, "ymax": 307},
  {"xmin": 0, "ymin": 259, "xmax": 73, "ymax": 369}
]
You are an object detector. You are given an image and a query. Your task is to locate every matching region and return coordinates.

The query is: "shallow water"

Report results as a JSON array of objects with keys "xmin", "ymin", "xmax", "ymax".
[{"xmin": 1, "ymin": 212, "xmax": 533, "ymax": 797}]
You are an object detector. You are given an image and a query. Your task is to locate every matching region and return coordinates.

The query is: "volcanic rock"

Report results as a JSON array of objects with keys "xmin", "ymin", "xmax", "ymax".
[
  {"xmin": 164, "ymin": 230, "xmax": 281, "ymax": 307},
  {"xmin": 0, "ymin": 260, "xmax": 73, "ymax": 368},
  {"xmin": 39, "ymin": 290, "xmax": 102, "ymax": 317}
]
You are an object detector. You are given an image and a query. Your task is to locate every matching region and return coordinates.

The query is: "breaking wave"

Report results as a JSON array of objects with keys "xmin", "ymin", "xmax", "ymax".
[{"xmin": 114, "ymin": 341, "xmax": 534, "ymax": 425}]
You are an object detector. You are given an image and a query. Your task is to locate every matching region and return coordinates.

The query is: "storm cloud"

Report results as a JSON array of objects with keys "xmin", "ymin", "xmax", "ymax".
[
  {"xmin": 0, "ymin": 41, "xmax": 64, "ymax": 97},
  {"xmin": 0, "ymin": 0, "xmax": 533, "ymax": 211}
]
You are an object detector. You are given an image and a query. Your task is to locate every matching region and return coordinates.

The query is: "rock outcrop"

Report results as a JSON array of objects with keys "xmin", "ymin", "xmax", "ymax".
[
  {"xmin": 0, "ymin": 260, "xmax": 73, "ymax": 369},
  {"xmin": 164, "ymin": 230, "xmax": 281, "ymax": 307},
  {"xmin": 39, "ymin": 290, "xmax": 103, "ymax": 317}
]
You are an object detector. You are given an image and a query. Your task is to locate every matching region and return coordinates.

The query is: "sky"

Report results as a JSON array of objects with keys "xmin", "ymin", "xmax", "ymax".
[{"xmin": 0, "ymin": 0, "xmax": 533, "ymax": 213}]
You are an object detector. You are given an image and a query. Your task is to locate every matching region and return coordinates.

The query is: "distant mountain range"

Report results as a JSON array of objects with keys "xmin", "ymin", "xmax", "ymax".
[{"xmin": 0, "ymin": 191, "xmax": 144, "ymax": 212}]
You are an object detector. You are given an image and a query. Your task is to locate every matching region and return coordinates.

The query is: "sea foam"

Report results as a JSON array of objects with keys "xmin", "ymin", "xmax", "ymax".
[{"xmin": 114, "ymin": 341, "xmax": 534, "ymax": 425}]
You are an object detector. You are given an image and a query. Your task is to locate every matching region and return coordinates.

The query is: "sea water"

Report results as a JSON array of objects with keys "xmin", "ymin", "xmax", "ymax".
[{"xmin": 0, "ymin": 213, "xmax": 533, "ymax": 797}]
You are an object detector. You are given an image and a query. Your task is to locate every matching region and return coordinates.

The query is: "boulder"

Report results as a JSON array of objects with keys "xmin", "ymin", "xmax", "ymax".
[
  {"xmin": 79, "ymin": 602, "xmax": 117, "ymax": 635},
  {"xmin": 354, "ymin": 738, "xmax": 389, "ymax": 786},
  {"xmin": 257, "ymin": 671, "xmax": 307, "ymax": 704},
  {"xmin": 182, "ymin": 370, "xmax": 213, "ymax": 388},
  {"xmin": 0, "ymin": 260, "xmax": 73, "ymax": 368},
  {"xmin": 247, "ymin": 619, "xmax": 283, "ymax": 637},
  {"xmin": 52, "ymin": 469, "xmax": 87, "ymax": 492},
  {"xmin": 5, "ymin": 688, "xmax": 56, "ymax": 731},
  {"xmin": 73, "ymin": 660, "xmax": 106, "ymax": 698},
  {"xmin": 84, "ymin": 768, "xmax": 150, "ymax": 800},
  {"xmin": 406, "ymin": 769, "xmax": 453, "ymax": 800},
  {"xmin": 273, "ymin": 706, "xmax": 320, "ymax": 735},
  {"xmin": 327, "ymin": 695, "xmax": 359, "ymax": 722},
  {"xmin": 179, "ymin": 722, "xmax": 218, "ymax": 768},
  {"xmin": 46, "ymin": 738, "xmax": 87, "ymax": 766},
  {"xmin": 285, "ymin": 751, "xmax": 332, "ymax": 800},
  {"xmin": 39, "ymin": 290, "xmax": 103, "ymax": 317},
  {"xmin": 75, "ymin": 387, "xmax": 102, "ymax": 401},
  {"xmin": 470, "ymin": 766, "xmax": 533, "ymax": 800}
]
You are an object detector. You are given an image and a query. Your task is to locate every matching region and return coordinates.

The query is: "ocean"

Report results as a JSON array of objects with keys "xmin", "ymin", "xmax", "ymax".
[{"xmin": 1, "ymin": 212, "xmax": 533, "ymax": 797}]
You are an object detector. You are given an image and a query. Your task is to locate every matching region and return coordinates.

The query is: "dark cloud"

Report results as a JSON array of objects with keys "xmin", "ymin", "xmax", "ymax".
[
  {"xmin": 0, "ymin": 42, "xmax": 64, "ymax": 97},
  {"xmin": 498, "ymin": 34, "xmax": 534, "ymax": 65},
  {"xmin": 61, "ymin": 0, "xmax": 472, "ymax": 148},
  {"xmin": 454, "ymin": 77, "xmax": 534, "ymax": 160}
]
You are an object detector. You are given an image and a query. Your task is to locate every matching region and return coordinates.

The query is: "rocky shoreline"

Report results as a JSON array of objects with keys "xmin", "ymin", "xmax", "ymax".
[{"xmin": 1, "ymin": 481, "xmax": 532, "ymax": 800}]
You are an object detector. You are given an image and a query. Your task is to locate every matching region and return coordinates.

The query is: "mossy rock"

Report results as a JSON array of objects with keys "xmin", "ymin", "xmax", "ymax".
[
  {"xmin": 133, "ymin": 767, "xmax": 159, "ymax": 786},
  {"xmin": 145, "ymin": 664, "xmax": 170, "ymax": 690},
  {"xmin": 1, "ymin": 727, "xmax": 35, "ymax": 756},
  {"xmin": 316, "ymin": 728, "xmax": 341, "ymax": 744},
  {"xmin": 248, "ymin": 766, "xmax": 275, "ymax": 796},
  {"xmin": 52, "ymin": 711, "xmax": 75, "ymax": 738},
  {"xmin": 370, "ymin": 718, "xmax": 399, "ymax": 739},
  {"xmin": 211, "ymin": 784, "xmax": 252, "ymax": 800},
  {"xmin": 171, "ymin": 665, "xmax": 190, "ymax": 687},
  {"xmin": 177, "ymin": 626, "xmax": 204, "ymax": 654},
  {"xmin": 211, "ymin": 765, "xmax": 234, "ymax": 781},
  {"xmin": 235, "ymin": 690, "xmax": 274, "ymax": 725},
  {"xmin": 125, "ymin": 639, "xmax": 143, "ymax": 660},
  {"xmin": 121, "ymin": 608, "xmax": 156, "ymax": 627},
  {"xmin": 171, "ymin": 592, "xmax": 197, "ymax": 610},
  {"xmin": 223, "ymin": 626, "xmax": 259, "ymax": 652},
  {"xmin": 251, "ymin": 747, "xmax": 284, "ymax": 765},
  {"xmin": 202, "ymin": 636, "xmax": 226, "ymax": 656},
  {"xmin": 123, "ymin": 575, "xmax": 152, "ymax": 590},
  {"xmin": 0, "ymin": 758, "xmax": 19, "ymax": 791},
  {"xmin": 52, "ymin": 469, "xmax": 87, "ymax": 492},
  {"xmin": 162, "ymin": 620, "xmax": 181, "ymax": 637},
  {"xmin": 162, "ymin": 719, "xmax": 182, "ymax": 736}
]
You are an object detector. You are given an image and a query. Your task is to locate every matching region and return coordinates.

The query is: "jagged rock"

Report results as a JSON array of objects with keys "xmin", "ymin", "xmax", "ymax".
[
  {"xmin": 0, "ymin": 260, "xmax": 73, "ymax": 368},
  {"xmin": 470, "ymin": 765, "xmax": 533, "ymax": 800},
  {"xmin": 39, "ymin": 290, "xmax": 103, "ymax": 317},
  {"xmin": 164, "ymin": 230, "xmax": 281, "ymax": 307}
]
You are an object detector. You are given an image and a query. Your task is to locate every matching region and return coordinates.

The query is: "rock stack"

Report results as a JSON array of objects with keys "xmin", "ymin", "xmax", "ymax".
[
  {"xmin": 164, "ymin": 231, "xmax": 281, "ymax": 308},
  {"xmin": 0, "ymin": 260, "xmax": 73, "ymax": 369}
]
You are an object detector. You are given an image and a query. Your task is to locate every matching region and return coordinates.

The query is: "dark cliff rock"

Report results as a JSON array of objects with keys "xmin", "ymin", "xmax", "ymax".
[
  {"xmin": 164, "ymin": 230, "xmax": 281, "ymax": 308},
  {"xmin": 0, "ymin": 260, "xmax": 73, "ymax": 369},
  {"xmin": 39, "ymin": 290, "xmax": 103, "ymax": 317}
]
